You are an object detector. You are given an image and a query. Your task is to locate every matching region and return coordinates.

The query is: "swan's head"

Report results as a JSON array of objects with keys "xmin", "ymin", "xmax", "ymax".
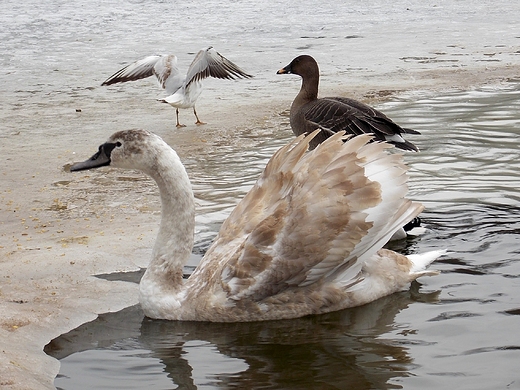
[
  {"xmin": 70, "ymin": 129, "xmax": 164, "ymax": 173},
  {"xmin": 276, "ymin": 55, "xmax": 319, "ymax": 78}
]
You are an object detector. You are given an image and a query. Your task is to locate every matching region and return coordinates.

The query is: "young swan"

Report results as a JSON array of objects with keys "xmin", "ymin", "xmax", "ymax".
[{"xmin": 71, "ymin": 129, "xmax": 443, "ymax": 322}]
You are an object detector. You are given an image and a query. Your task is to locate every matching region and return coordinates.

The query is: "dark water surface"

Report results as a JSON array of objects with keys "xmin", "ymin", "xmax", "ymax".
[{"xmin": 46, "ymin": 84, "xmax": 520, "ymax": 389}]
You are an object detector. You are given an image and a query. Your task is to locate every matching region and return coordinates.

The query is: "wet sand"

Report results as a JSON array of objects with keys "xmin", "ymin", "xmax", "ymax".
[{"xmin": 1, "ymin": 53, "xmax": 519, "ymax": 390}]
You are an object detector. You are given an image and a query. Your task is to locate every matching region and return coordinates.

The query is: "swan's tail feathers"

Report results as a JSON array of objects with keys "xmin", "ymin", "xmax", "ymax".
[{"xmin": 408, "ymin": 249, "xmax": 447, "ymax": 277}]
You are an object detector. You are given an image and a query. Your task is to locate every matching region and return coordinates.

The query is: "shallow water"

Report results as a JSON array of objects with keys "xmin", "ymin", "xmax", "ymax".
[{"xmin": 45, "ymin": 84, "xmax": 520, "ymax": 389}]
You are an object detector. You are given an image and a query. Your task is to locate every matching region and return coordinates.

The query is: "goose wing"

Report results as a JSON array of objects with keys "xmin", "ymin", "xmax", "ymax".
[
  {"xmin": 304, "ymin": 97, "xmax": 420, "ymax": 151},
  {"xmin": 184, "ymin": 47, "xmax": 253, "ymax": 87},
  {"xmin": 200, "ymin": 131, "xmax": 422, "ymax": 302},
  {"xmin": 331, "ymin": 97, "xmax": 420, "ymax": 135}
]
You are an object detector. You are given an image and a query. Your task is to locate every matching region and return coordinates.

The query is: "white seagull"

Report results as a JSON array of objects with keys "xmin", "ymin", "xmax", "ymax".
[{"xmin": 102, "ymin": 47, "xmax": 253, "ymax": 127}]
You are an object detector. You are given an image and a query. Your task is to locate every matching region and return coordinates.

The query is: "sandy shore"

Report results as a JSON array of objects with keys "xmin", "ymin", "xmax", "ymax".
[{"xmin": 1, "ymin": 59, "xmax": 519, "ymax": 389}]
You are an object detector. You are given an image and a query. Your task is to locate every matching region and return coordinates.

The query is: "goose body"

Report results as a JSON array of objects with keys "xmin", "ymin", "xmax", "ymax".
[
  {"xmin": 277, "ymin": 55, "xmax": 419, "ymax": 151},
  {"xmin": 102, "ymin": 47, "xmax": 252, "ymax": 127},
  {"xmin": 70, "ymin": 129, "xmax": 442, "ymax": 322}
]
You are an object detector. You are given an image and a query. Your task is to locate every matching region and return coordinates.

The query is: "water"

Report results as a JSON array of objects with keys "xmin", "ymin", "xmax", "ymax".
[
  {"xmin": 2, "ymin": 0, "xmax": 520, "ymax": 388},
  {"xmin": 45, "ymin": 84, "xmax": 520, "ymax": 389}
]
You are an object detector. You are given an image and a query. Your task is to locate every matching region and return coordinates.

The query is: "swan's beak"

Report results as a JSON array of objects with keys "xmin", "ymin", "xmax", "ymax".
[
  {"xmin": 276, "ymin": 64, "xmax": 292, "ymax": 74},
  {"xmin": 70, "ymin": 142, "xmax": 116, "ymax": 172}
]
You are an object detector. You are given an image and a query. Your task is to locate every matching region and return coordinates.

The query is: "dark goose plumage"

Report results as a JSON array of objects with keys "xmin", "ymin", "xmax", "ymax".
[{"xmin": 277, "ymin": 55, "xmax": 419, "ymax": 151}]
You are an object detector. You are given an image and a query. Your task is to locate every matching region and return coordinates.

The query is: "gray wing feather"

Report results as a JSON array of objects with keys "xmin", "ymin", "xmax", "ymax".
[
  {"xmin": 101, "ymin": 55, "xmax": 162, "ymax": 86},
  {"xmin": 185, "ymin": 47, "xmax": 253, "ymax": 87}
]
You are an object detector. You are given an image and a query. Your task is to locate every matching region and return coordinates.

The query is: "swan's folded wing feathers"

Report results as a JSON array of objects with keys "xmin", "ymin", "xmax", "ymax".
[
  {"xmin": 213, "ymin": 134, "xmax": 315, "ymax": 298},
  {"xmin": 224, "ymin": 135, "xmax": 309, "ymax": 244},
  {"xmin": 195, "ymin": 133, "xmax": 312, "ymax": 286},
  {"xmin": 217, "ymin": 132, "xmax": 422, "ymax": 302},
  {"xmin": 325, "ymin": 146, "xmax": 423, "ymax": 284},
  {"xmin": 221, "ymin": 132, "xmax": 391, "ymax": 301}
]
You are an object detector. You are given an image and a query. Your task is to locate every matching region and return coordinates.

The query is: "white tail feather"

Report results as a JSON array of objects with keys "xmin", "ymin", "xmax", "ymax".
[{"xmin": 408, "ymin": 249, "xmax": 447, "ymax": 276}]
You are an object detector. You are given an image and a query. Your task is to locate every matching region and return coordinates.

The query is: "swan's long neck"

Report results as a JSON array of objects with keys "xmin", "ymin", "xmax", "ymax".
[{"xmin": 139, "ymin": 146, "xmax": 195, "ymax": 302}]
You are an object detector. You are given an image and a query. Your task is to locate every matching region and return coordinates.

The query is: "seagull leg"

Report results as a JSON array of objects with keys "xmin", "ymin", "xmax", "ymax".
[
  {"xmin": 176, "ymin": 108, "xmax": 186, "ymax": 128},
  {"xmin": 193, "ymin": 106, "xmax": 206, "ymax": 125}
]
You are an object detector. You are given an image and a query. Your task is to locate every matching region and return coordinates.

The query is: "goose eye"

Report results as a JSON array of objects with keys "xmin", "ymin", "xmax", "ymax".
[{"xmin": 116, "ymin": 142, "xmax": 122, "ymax": 147}]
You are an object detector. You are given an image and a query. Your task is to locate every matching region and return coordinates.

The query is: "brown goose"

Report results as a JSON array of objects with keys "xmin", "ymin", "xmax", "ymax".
[{"xmin": 277, "ymin": 55, "xmax": 419, "ymax": 151}]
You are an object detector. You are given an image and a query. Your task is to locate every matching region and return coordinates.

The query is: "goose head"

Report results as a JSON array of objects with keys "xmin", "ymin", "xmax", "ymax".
[{"xmin": 277, "ymin": 55, "xmax": 319, "ymax": 79}]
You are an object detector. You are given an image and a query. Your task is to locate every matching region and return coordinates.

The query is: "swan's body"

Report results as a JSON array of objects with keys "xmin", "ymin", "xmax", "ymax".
[
  {"xmin": 102, "ymin": 47, "xmax": 253, "ymax": 127},
  {"xmin": 277, "ymin": 55, "xmax": 419, "ymax": 151},
  {"xmin": 71, "ymin": 129, "xmax": 442, "ymax": 322}
]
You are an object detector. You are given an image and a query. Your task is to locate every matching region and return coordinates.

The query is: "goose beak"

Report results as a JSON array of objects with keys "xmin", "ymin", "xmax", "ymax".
[
  {"xmin": 70, "ymin": 142, "xmax": 116, "ymax": 172},
  {"xmin": 276, "ymin": 64, "xmax": 291, "ymax": 74}
]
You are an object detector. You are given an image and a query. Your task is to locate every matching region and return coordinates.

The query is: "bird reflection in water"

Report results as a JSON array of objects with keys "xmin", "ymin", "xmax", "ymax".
[{"xmin": 46, "ymin": 280, "xmax": 439, "ymax": 389}]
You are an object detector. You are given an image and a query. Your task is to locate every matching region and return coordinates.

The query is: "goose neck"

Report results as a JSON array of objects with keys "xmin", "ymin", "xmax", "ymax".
[{"xmin": 295, "ymin": 73, "xmax": 319, "ymax": 106}]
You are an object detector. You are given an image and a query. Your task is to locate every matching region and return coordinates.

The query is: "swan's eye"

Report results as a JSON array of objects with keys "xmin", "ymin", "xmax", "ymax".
[{"xmin": 116, "ymin": 142, "xmax": 122, "ymax": 147}]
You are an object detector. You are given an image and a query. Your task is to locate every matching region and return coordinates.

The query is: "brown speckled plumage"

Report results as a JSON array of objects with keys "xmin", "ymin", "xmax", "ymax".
[{"xmin": 70, "ymin": 129, "xmax": 443, "ymax": 322}]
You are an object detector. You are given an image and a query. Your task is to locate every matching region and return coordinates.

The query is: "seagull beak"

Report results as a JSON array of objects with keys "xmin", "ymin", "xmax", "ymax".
[{"xmin": 70, "ymin": 143, "xmax": 117, "ymax": 172}]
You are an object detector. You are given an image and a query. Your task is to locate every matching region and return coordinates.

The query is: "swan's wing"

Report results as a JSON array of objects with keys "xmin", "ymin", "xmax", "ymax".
[
  {"xmin": 184, "ymin": 47, "xmax": 253, "ymax": 87},
  {"xmin": 211, "ymin": 131, "xmax": 421, "ymax": 302},
  {"xmin": 101, "ymin": 55, "xmax": 183, "ymax": 94},
  {"xmin": 304, "ymin": 98, "xmax": 419, "ymax": 152}
]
